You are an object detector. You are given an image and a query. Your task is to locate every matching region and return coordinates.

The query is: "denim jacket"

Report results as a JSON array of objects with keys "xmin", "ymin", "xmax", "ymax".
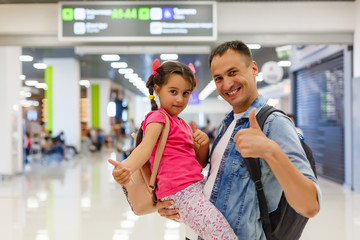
[{"xmin": 200, "ymin": 95, "xmax": 321, "ymax": 240}]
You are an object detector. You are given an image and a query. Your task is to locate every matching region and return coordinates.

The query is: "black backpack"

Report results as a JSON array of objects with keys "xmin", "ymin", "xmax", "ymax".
[{"xmin": 244, "ymin": 105, "xmax": 317, "ymax": 240}]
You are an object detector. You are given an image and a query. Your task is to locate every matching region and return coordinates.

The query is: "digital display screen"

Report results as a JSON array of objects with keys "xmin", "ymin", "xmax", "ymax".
[{"xmin": 58, "ymin": 1, "xmax": 216, "ymax": 42}]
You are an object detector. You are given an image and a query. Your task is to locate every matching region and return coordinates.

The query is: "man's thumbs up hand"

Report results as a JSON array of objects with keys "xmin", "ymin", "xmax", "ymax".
[
  {"xmin": 248, "ymin": 108, "xmax": 260, "ymax": 130},
  {"xmin": 234, "ymin": 108, "xmax": 270, "ymax": 159}
]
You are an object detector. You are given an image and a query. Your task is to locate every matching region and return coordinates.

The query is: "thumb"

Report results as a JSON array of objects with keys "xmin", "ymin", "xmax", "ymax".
[
  {"xmin": 108, "ymin": 159, "xmax": 121, "ymax": 167},
  {"xmin": 191, "ymin": 120, "xmax": 198, "ymax": 132},
  {"xmin": 249, "ymin": 108, "xmax": 260, "ymax": 129}
]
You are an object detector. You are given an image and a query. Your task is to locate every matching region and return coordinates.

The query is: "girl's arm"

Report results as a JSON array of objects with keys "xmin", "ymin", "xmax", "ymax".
[
  {"xmin": 122, "ymin": 122, "xmax": 164, "ymax": 171},
  {"xmin": 109, "ymin": 122, "xmax": 164, "ymax": 186},
  {"xmin": 191, "ymin": 121, "xmax": 209, "ymax": 168}
]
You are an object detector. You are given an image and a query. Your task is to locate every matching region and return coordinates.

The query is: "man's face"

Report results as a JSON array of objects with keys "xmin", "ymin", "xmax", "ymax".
[{"xmin": 210, "ymin": 49, "xmax": 259, "ymax": 113}]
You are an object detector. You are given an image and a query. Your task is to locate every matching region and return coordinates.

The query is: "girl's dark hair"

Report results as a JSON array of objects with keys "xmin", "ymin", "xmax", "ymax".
[
  {"xmin": 208, "ymin": 40, "xmax": 253, "ymax": 67},
  {"xmin": 135, "ymin": 61, "xmax": 197, "ymax": 146},
  {"xmin": 146, "ymin": 61, "xmax": 196, "ymax": 111}
]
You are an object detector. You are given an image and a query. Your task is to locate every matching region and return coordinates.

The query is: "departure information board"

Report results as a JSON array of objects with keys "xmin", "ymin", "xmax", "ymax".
[{"xmin": 58, "ymin": 1, "xmax": 216, "ymax": 42}]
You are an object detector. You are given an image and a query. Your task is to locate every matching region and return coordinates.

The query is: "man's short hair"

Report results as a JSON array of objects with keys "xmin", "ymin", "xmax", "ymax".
[{"xmin": 209, "ymin": 40, "xmax": 253, "ymax": 67}]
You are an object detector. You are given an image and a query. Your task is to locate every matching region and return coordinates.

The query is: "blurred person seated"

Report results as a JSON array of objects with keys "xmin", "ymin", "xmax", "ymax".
[
  {"xmin": 46, "ymin": 131, "xmax": 78, "ymax": 159},
  {"xmin": 24, "ymin": 132, "xmax": 31, "ymax": 164},
  {"xmin": 95, "ymin": 128, "xmax": 105, "ymax": 151}
]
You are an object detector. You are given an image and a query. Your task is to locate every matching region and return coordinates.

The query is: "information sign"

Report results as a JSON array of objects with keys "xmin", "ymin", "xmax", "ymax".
[{"xmin": 59, "ymin": 1, "xmax": 216, "ymax": 42}]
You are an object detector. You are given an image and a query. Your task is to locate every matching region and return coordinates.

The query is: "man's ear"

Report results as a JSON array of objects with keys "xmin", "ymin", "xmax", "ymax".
[{"xmin": 251, "ymin": 61, "xmax": 258, "ymax": 77}]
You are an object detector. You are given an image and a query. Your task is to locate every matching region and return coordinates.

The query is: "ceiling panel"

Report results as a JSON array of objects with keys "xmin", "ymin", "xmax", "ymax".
[
  {"xmin": 0, "ymin": 0, "xmax": 355, "ymax": 3},
  {"xmin": 22, "ymin": 45, "xmax": 289, "ymax": 98}
]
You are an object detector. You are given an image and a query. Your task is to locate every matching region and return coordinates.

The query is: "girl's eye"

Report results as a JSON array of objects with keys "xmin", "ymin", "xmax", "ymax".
[
  {"xmin": 183, "ymin": 92, "xmax": 190, "ymax": 96},
  {"xmin": 170, "ymin": 90, "xmax": 177, "ymax": 94}
]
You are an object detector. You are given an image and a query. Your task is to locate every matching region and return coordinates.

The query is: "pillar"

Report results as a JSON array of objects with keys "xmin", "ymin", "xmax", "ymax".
[
  {"xmin": 353, "ymin": 0, "xmax": 360, "ymax": 193},
  {"xmin": 43, "ymin": 58, "xmax": 81, "ymax": 153},
  {"xmin": 0, "ymin": 47, "xmax": 23, "ymax": 175},
  {"xmin": 87, "ymin": 79, "xmax": 112, "ymax": 135}
]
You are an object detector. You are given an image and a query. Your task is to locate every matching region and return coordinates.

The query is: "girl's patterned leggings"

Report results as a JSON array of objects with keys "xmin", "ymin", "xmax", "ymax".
[{"xmin": 161, "ymin": 180, "xmax": 238, "ymax": 240}]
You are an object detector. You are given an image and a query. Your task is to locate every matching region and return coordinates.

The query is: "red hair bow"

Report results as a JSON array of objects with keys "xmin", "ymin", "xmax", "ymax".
[
  {"xmin": 152, "ymin": 59, "xmax": 160, "ymax": 76},
  {"xmin": 188, "ymin": 63, "xmax": 197, "ymax": 84}
]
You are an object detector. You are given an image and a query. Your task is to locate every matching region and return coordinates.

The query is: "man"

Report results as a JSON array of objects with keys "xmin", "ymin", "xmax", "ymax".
[{"xmin": 157, "ymin": 40, "xmax": 321, "ymax": 239}]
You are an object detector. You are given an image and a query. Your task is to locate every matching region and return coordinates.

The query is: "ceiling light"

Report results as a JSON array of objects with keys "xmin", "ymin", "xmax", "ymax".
[
  {"xmin": 79, "ymin": 80, "xmax": 90, "ymax": 87},
  {"xmin": 19, "ymin": 55, "xmax": 34, "ymax": 62},
  {"xmin": 20, "ymin": 90, "xmax": 32, "ymax": 98},
  {"xmin": 33, "ymin": 63, "xmax": 47, "ymax": 69},
  {"xmin": 124, "ymin": 73, "xmax": 138, "ymax": 79},
  {"xmin": 199, "ymin": 80, "xmax": 216, "ymax": 101},
  {"xmin": 19, "ymin": 74, "xmax": 26, "ymax": 80},
  {"xmin": 126, "ymin": 77, "xmax": 148, "ymax": 96},
  {"xmin": 276, "ymin": 45, "xmax": 291, "ymax": 52},
  {"xmin": 111, "ymin": 62, "xmax": 128, "ymax": 68},
  {"xmin": 118, "ymin": 68, "xmax": 134, "ymax": 74},
  {"xmin": 101, "ymin": 54, "xmax": 120, "ymax": 61},
  {"xmin": 160, "ymin": 54, "xmax": 178, "ymax": 60},
  {"xmin": 75, "ymin": 45, "xmax": 211, "ymax": 54},
  {"xmin": 25, "ymin": 80, "xmax": 39, "ymax": 86},
  {"xmin": 277, "ymin": 61, "xmax": 291, "ymax": 67},
  {"xmin": 246, "ymin": 44, "xmax": 261, "ymax": 49},
  {"xmin": 35, "ymin": 83, "xmax": 48, "ymax": 90}
]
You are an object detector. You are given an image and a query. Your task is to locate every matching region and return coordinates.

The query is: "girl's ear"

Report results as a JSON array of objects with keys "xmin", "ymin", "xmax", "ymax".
[{"xmin": 154, "ymin": 84, "xmax": 160, "ymax": 95}]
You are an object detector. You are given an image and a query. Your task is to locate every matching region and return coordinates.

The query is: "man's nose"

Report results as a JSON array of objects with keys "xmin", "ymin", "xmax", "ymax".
[{"xmin": 223, "ymin": 76, "xmax": 234, "ymax": 90}]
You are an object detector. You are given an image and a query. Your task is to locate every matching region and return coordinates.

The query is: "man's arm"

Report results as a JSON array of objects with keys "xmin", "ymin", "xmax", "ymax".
[
  {"xmin": 234, "ymin": 108, "xmax": 320, "ymax": 218},
  {"xmin": 156, "ymin": 200, "xmax": 180, "ymax": 222}
]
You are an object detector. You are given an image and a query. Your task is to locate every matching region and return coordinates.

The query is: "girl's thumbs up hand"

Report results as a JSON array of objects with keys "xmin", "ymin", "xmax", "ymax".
[
  {"xmin": 108, "ymin": 159, "xmax": 132, "ymax": 185},
  {"xmin": 192, "ymin": 121, "xmax": 209, "ymax": 147}
]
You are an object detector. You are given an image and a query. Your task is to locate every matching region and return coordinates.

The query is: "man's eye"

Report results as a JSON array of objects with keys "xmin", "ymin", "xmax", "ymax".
[{"xmin": 229, "ymin": 71, "xmax": 236, "ymax": 76}]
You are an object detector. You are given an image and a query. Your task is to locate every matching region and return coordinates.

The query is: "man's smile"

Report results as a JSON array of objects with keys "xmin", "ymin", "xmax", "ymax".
[{"xmin": 226, "ymin": 87, "xmax": 241, "ymax": 96}]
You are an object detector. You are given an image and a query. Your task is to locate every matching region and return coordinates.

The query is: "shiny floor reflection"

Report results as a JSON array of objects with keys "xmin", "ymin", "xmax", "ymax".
[{"xmin": 0, "ymin": 149, "xmax": 359, "ymax": 240}]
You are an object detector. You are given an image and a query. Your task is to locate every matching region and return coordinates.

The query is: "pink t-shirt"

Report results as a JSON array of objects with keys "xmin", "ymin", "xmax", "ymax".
[{"xmin": 142, "ymin": 108, "xmax": 204, "ymax": 199}]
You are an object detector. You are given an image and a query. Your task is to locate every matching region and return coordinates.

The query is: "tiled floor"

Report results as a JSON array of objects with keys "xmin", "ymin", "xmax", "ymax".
[{"xmin": 0, "ymin": 149, "xmax": 359, "ymax": 240}]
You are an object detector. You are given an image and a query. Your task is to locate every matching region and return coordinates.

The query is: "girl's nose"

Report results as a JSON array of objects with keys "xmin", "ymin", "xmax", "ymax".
[{"xmin": 176, "ymin": 95, "xmax": 184, "ymax": 103}]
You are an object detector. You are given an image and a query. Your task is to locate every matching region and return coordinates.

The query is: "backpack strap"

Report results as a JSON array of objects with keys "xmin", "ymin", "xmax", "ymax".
[
  {"xmin": 244, "ymin": 105, "xmax": 284, "ymax": 240},
  {"xmin": 149, "ymin": 111, "xmax": 170, "ymax": 191}
]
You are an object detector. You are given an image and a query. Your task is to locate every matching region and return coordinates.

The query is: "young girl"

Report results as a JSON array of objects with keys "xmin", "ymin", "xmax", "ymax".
[{"xmin": 109, "ymin": 60, "xmax": 237, "ymax": 240}]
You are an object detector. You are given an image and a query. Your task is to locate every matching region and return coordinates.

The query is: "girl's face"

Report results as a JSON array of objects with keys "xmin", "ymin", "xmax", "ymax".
[{"xmin": 154, "ymin": 74, "xmax": 192, "ymax": 118}]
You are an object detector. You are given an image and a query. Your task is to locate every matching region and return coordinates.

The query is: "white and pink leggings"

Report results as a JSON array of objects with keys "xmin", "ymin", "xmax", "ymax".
[{"xmin": 161, "ymin": 180, "xmax": 238, "ymax": 240}]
